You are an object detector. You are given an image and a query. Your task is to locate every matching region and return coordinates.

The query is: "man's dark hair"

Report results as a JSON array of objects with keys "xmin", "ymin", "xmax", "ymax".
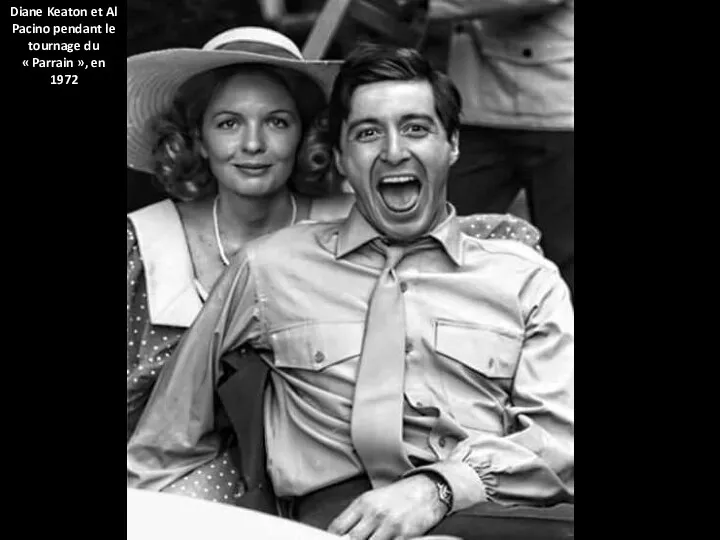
[{"xmin": 328, "ymin": 44, "xmax": 462, "ymax": 148}]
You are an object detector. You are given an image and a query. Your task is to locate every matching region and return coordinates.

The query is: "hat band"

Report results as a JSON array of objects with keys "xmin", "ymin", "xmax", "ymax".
[{"xmin": 213, "ymin": 40, "xmax": 303, "ymax": 60}]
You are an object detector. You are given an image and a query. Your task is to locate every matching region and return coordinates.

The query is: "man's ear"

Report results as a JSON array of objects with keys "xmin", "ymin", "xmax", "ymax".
[
  {"xmin": 333, "ymin": 147, "xmax": 347, "ymax": 177},
  {"xmin": 449, "ymin": 130, "xmax": 460, "ymax": 166}
]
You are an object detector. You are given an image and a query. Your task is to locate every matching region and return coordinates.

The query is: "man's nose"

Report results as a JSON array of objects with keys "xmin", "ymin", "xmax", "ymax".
[{"xmin": 380, "ymin": 132, "xmax": 410, "ymax": 165}]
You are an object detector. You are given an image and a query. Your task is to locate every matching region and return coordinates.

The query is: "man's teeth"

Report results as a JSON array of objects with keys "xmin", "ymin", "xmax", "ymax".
[{"xmin": 380, "ymin": 176, "xmax": 416, "ymax": 185}]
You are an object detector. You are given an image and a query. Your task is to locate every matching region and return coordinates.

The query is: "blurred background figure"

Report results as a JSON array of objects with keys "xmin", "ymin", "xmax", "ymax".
[{"xmin": 428, "ymin": 1, "xmax": 575, "ymax": 301}]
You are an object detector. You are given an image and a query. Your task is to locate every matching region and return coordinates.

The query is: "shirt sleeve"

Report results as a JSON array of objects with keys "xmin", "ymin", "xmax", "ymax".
[
  {"xmin": 408, "ymin": 267, "xmax": 574, "ymax": 512},
  {"xmin": 430, "ymin": 0, "xmax": 566, "ymax": 20},
  {"xmin": 127, "ymin": 250, "xmax": 264, "ymax": 491}
]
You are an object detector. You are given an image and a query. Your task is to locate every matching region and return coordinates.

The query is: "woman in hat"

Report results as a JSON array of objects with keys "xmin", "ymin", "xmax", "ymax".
[
  {"xmin": 126, "ymin": 26, "xmax": 543, "ymax": 505},
  {"xmin": 126, "ymin": 26, "xmax": 356, "ymax": 503}
]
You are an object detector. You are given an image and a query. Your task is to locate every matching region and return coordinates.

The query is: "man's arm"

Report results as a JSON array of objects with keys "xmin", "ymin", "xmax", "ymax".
[
  {"xmin": 127, "ymin": 252, "xmax": 262, "ymax": 491},
  {"xmin": 430, "ymin": 0, "xmax": 566, "ymax": 20},
  {"xmin": 410, "ymin": 267, "xmax": 574, "ymax": 511}
]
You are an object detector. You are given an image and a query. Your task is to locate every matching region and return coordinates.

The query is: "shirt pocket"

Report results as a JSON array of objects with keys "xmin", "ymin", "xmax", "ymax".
[
  {"xmin": 460, "ymin": 23, "xmax": 574, "ymax": 119},
  {"xmin": 434, "ymin": 319, "xmax": 522, "ymax": 379},
  {"xmin": 271, "ymin": 321, "xmax": 364, "ymax": 372},
  {"xmin": 482, "ymin": 37, "xmax": 574, "ymax": 67},
  {"xmin": 433, "ymin": 320, "xmax": 522, "ymax": 434}
]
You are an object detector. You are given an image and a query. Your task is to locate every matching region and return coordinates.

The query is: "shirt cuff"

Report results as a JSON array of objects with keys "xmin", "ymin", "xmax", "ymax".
[{"xmin": 403, "ymin": 461, "xmax": 488, "ymax": 513}]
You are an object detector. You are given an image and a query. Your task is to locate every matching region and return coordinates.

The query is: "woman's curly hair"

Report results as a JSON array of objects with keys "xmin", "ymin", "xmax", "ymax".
[
  {"xmin": 293, "ymin": 108, "xmax": 343, "ymax": 196},
  {"xmin": 150, "ymin": 63, "xmax": 343, "ymax": 201}
]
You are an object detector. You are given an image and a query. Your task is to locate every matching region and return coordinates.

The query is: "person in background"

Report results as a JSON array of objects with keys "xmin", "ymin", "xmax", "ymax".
[{"xmin": 430, "ymin": 0, "xmax": 574, "ymax": 301}]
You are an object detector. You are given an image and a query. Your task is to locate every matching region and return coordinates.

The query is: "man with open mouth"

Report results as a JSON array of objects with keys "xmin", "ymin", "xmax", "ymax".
[
  {"xmin": 331, "ymin": 52, "xmax": 461, "ymax": 245},
  {"xmin": 129, "ymin": 44, "xmax": 574, "ymax": 540}
]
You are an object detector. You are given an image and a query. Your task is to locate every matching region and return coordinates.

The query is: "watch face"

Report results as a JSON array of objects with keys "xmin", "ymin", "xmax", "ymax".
[{"xmin": 437, "ymin": 481, "xmax": 452, "ymax": 506}]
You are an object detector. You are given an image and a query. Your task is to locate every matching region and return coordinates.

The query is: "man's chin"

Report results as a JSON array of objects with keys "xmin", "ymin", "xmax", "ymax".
[
  {"xmin": 374, "ymin": 216, "xmax": 433, "ymax": 243},
  {"xmin": 360, "ymin": 196, "xmax": 444, "ymax": 241}
]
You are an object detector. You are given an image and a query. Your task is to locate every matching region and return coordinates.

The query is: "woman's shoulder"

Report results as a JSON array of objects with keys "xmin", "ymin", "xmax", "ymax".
[
  {"xmin": 457, "ymin": 212, "xmax": 542, "ymax": 253},
  {"xmin": 127, "ymin": 199, "xmax": 187, "ymax": 254},
  {"xmin": 128, "ymin": 199, "xmax": 177, "ymax": 257},
  {"xmin": 307, "ymin": 193, "xmax": 355, "ymax": 222},
  {"xmin": 127, "ymin": 198, "xmax": 202, "ymax": 328},
  {"xmin": 127, "ymin": 198, "xmax": 179, "ymax": 226}
]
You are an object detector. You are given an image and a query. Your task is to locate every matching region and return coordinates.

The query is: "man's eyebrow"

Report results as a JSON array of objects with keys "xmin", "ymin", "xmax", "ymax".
[
  {"xmin": 345, "ymin": 117, "xmax": 379, "ymax": 133},
  {"xmin": 399, "ymin": 113, "xmax": 436, "ymax": 124},
  {"xmin": 345, "ymin": 114, "xmax": 437, "ymax": 132}
]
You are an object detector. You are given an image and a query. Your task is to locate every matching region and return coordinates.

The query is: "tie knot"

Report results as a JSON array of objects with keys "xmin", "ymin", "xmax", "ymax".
[
  {"xmin": 372, "ymin": 238, "xmax": 436, "ymax": 271},
  {"xmin": 383, "ymin": 245, "xmax": 406, "ymax": 269}
]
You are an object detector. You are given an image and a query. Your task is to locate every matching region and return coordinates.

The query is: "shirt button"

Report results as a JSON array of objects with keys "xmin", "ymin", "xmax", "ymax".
[
  {"xmin": 399, "ymin": 281, "xmax": 408, "ymax": 293},
  {"xmin": 438, "ymin": 437, "xmax": 447, "ymax": 448},
  {"xmin": 314, "ymin": 351, "xmax": 325, "ymax": 363}
]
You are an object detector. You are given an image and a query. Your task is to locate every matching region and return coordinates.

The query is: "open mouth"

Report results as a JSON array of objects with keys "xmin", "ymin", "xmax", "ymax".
[{"xmin": 377, "ymin": 175, "xmax": 422, "ymax": 212}]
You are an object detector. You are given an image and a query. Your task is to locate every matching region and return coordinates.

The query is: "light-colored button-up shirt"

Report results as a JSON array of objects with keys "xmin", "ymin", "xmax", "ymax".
[{"xmin": 127, "ymin": 205, "xmax": 574, "ymax": 512}]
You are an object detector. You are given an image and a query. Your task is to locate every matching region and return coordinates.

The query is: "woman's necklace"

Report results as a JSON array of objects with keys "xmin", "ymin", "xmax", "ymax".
[{"xmin": 213, "ymin": 193, "xmax": 297, "ymax": 266}]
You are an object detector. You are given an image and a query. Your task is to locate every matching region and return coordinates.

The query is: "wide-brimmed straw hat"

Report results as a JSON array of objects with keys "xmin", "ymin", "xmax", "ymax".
[{"xmin": 127, "ymin": 26, "xmax": 342, "ymax": 174}]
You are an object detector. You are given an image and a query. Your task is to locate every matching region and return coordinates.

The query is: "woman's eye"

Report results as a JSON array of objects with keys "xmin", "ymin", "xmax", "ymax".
[
  {"xmin": 217, "ymin": 118, "xmax": 238, "ymax": 129},
  {"xmin": 269, "ymin": 117, "xmax": 290, "ymax": 129}
]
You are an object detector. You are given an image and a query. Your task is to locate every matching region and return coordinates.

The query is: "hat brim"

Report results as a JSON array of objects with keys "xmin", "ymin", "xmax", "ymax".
[{"xmin": 127, "ymin": 48, "xmax": 341, "ymax": 174}]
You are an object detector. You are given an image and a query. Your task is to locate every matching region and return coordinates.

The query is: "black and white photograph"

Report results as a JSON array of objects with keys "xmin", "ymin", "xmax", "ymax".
[{"xmin": 126, "ymin": 2, "xmax": 574, "ymax": 538}]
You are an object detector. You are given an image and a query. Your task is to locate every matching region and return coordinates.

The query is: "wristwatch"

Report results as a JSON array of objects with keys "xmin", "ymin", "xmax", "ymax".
[{"xmin": 431, "ymin": 475, "xmax": 454, "ymax": 515}]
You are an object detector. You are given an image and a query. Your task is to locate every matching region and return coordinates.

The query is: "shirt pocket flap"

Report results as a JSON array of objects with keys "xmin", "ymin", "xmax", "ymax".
[
  {"xmin": 434, "ymin": 320, "xmax": 521, "ymax": 378},
  {"xmin": 271, "ymin": 321, "xmax": 364, "ymax": 371}
]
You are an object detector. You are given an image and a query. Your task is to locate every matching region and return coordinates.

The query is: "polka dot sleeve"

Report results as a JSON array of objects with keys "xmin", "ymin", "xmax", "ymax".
[
  {"xmin": 127, "ymin": 219, "xmax": 244, "ymax": 504},
  {"xmin": 457, "ymin": 213, "xmax": 543, "ymax": 253}
]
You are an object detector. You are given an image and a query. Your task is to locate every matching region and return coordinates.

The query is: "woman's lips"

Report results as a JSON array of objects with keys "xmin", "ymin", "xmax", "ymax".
[{"xmin": 234, "ymin": 164, "xmax": 271, "ymax": 177}]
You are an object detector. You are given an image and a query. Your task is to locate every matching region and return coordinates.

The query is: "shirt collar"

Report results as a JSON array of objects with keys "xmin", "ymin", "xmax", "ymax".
[{"xmin": 334, "ymin": 203, "xmax": 463, "ymax": 266}]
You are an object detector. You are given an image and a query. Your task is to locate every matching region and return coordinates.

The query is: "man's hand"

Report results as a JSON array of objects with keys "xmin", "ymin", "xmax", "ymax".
[{"xmin": 327, "ymin": 474, "xmax": 448, "ymax": 540}]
